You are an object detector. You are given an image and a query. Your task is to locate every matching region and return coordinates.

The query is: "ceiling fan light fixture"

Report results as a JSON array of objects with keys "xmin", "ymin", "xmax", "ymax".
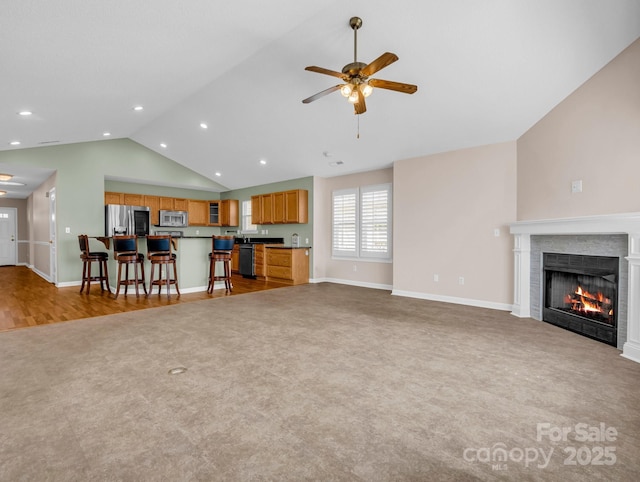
[
  {"xmin": 347, "ymin": 90, "xmax": 359, "ymax": 103},
  {"xmin": 340, "ymin": 84, "xmax": 353, "ymax": 97},
  {"xmin": 360, "ymin": 83, "xmax": 373, "ymax": 98}
]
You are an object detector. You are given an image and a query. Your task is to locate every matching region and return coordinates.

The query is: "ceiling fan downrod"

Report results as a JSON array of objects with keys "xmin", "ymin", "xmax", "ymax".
[{"xmin": 350, "ymin": 17, "xmax": 362, "ymax": 64}]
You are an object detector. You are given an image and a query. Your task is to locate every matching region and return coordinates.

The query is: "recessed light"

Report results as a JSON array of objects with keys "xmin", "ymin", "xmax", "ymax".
[
  {"xmin": 18, "ymin": 111, "xmax": 32, "ymax": 116},
  {"xmin": 103, "ymin": 132, "xmax": 111, "ymax": 137},
  {"xmin": 160, "ymin": 143, "xmax": 167, "ymax": 148},
  {"xmin": 215, "ymin": 172, "xmax": 221, "ymax": 177},
  {"xmin": 200, "ymin": 123, "xmax": 208, "ymax": 129},
  {"xmin": 0, "ymin": 174, "xmax": 13, "ymax": 181},
  {"xmin": 0, "ymin": 191, "xmax": 6, "ymax": 196},
  {"xmin": 259, "ymin": 159, "xmax": 267, "ymax": 165},
  {"xmin": 133, "ymin": 105, "xmax": 144, "ymax": 111},
  {"xmin": 9, "ymin": 141, "xmax": 21, "ymax": 146}
]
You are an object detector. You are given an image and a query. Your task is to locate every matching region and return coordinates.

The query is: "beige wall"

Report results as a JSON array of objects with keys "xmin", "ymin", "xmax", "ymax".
[
  {"xmin": 393, "ymin": 142, "xmax": 517, "ymax": 307},
  {"xmin": 313, "ymin": 169, "xmax": 393, "ymax": 288},
  {"xmin": 517, "ymin": 38, "xmax": 640, "ymax": 220}
]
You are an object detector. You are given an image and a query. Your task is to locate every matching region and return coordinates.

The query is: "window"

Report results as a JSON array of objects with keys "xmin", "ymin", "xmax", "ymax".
[
  {"xmin": 332, "ymin": 183, "xmax": 391, "ymax": 260},
  {"xmin": 241, "ymin": 200, "xmax": 257, "ymax": 233}
]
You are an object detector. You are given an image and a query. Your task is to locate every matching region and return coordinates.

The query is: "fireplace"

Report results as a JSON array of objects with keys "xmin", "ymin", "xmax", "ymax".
[{"xmin": 543, "ymin": 253, "xmax": 618, "ymax": 346}]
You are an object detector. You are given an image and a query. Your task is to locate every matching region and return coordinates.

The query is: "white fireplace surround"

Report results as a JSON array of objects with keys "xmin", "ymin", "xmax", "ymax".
[{"xmin": 510, "ymin": 212, "xmax": 640, "ymax": 364}]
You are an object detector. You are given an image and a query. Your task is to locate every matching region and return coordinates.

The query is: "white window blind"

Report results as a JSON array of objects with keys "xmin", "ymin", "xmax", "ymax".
[
  {"xmin": 332, "ymin": 188, "xmax": 357, "ymax": 257},
  {"xmin": 332, "ymin": 183, "xmax": 391, "ymax": 260},
  {"xmin": 360, "ymin": 185, "xmax": 391, "ymax": 259}
]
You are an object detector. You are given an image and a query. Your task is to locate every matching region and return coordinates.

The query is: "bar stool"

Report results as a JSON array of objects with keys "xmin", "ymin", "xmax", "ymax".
[
  {"xmin": 208, "ymin": 235, "xmax": 234, "ymax": 293},
  {"xmin": 113, "ymin": 235, "xmax": 147, "ymax": 299},
  {"xmin": 78, "ymin": 234, "xmax": 111, "ymax": 294},
  {"xmin": 146, "ymin": 235, "xmax": 180, "ymax": 298}
]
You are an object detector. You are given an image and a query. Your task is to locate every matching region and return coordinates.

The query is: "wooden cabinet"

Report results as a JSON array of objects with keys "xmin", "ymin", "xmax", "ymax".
[
  {"xmin": 254, "ymin": 244, "xmax": 266, "ymax": 278},
  {"xmin": 251, "ymin": 196, "xmax": 262, "ymax": 224},
  {"xmin": 261, "ymin": 194, "xmax": 274, "ymax": 224},
  {"xmin": 144, "ymin": 195, "xmax": 161, "ymax": 225},
  {"xmin": 219, "ymin": 199, "xmax": 239, "ymax": 227},
  {"xmin": 284, "ymin": 189, "xmax": 308, "ymax": 224},
  {"xmin": 251, "ymin": 189, "xmax": 308, "ymax": 225},
  {"xmin": 122, "ymin": 193, "xmax": 144, "ymax": 206},
  {"xmin": 231, "ymin": 245, "xmax": 240, "ymax": 273},
  {"xmin": 173, "ymin": 198, "xmax": 188, "ymax": 211},
  {"xmin": 266, "ymin": 248, "xmax": 310, "ymax": 285},
  {"xmin": 159, "ymin": 197, "xmax": 175, "ymax": 211},
  {"xmin": 188, "ymin": 200, "xmax": 209, "ymax": 226},
  {"xmin": 104, "ymin": 191, "xmax": 124, "ymax": 205}
]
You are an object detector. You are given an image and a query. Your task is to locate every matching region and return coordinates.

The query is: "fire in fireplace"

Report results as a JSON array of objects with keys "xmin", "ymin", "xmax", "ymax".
[{"xmin": 543, "ymin": 253, "xmax": 618, "ymax": 346}]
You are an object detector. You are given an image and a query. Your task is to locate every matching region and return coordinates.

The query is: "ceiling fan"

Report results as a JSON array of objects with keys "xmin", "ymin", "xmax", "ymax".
[{"xmin": 302, "ymin": 16, "xmax": 418, "ymax": 115}]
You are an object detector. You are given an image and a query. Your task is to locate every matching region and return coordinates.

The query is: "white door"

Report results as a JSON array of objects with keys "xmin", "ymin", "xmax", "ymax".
[
  {"xmin": 0, "ymin": 207, "xmax": 18, "ymax": 266},
  {"xmin": 49, "ymin": 188, "xmax": 57, "ymax": 284}
]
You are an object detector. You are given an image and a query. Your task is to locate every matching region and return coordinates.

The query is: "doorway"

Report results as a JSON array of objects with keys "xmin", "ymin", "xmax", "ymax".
[{"xmin": 0, "ymin": 207, "xmax": 18, "ymax": 266}]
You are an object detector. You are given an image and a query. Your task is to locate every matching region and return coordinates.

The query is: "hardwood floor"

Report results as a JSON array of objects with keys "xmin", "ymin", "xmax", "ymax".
[{"xmin": 0, "ymin": 266, "xmax": 289, "ymax": 333}]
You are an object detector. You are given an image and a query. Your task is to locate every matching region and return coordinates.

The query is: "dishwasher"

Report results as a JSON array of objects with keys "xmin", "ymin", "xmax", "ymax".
[{"xmin": 239, "ymin": 244, "xmax": 255, "ymax": 278}]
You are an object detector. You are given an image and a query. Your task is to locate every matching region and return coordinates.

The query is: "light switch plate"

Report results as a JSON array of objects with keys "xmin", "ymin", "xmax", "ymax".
[{"xmin": 571, "ymin": 180, "xmax": 583, "ymax": 193}]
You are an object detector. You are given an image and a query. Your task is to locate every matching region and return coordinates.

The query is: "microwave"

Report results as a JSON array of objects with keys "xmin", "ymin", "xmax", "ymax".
[{"xmin": 159, "ymin": 210, "xmax": 188, "ymax": 227}]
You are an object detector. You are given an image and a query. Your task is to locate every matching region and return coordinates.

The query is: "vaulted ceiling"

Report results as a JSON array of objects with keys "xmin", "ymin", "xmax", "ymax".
[{"xmin": 2, "ymin": 0, "xmax": 640, "ymax": 196}]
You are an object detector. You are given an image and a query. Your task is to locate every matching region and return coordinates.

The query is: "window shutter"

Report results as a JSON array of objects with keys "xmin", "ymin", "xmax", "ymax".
[
  {"xmin": 360, "ymin": 184, "xmax": 391, "ymax": 259},
  {"xmin": 332, "ymin": 189, "xmax": 357, "ymax": 257}
]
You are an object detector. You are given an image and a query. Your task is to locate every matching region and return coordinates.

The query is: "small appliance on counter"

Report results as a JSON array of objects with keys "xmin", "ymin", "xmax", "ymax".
[
  {"xmin": 105, "ymin": 204, "xmax": 150, "ymax": 237},
  {"xmin": 158, "ymin": 210, "xmax": 188, "ymax": 227}
]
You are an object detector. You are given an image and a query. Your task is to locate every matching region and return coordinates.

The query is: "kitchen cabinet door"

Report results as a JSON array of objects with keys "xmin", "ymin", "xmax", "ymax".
[
  {"xmin": 284, "ymin": 189, "xmax": 308, "ymax": 224},
  {"xmin": 208, "ymin": 201, "xmax": 220, "ymax": 226},
  {"xmin": 272, "ymin": 192, "xmax": 285, "ymax": 223},
  {"xmin": 188, "ymin": 200, "xmax": 209, "ymax": 226},
  {"xmin": 220, "ymin": 199, "xmax": 239, "ymax": 226},
  {"xmin": 144, "ymin": 195, "xmax": 160, "ymax": 226},
  {"xmin": 260, "ymin": 194, "xmax": 274, "ymax": 224},
  {"xmin": 123, "ymin": 193, "xmax": 144, "ymax": 206},
  {"xmin": 159, "ymin": 197, "xmax": 175, "ymax": 210},
  {"xmin": 104, "ymin": 191, "xmax": 124, "ymax": 205},
  {"xmin": 251, "ymin": 196, "xmax": 262, "ymax": 224},
  {"xmin": 174, "ymin": 198, "xmax": 188, "ymax": 211}
]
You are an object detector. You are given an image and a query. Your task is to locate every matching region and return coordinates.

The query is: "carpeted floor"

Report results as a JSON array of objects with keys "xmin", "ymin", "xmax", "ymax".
[{"xmin": 1, "ymin": 283, "xmax": 639, "ymax": 481}]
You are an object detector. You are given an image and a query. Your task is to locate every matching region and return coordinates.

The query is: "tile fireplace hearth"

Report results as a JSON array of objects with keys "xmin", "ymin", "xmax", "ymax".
[{"xmin": 510, "ymin": 213, "xmax": 640, "ymax": 364}]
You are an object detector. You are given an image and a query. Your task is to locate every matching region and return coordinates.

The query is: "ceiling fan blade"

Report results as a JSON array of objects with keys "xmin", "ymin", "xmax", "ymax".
[
  {"xmin": 360, "ymin": 52, "xmax": 398, "ymax": 77},
  {"xmin": 353, "ymin": 94, "xmax": 366, "ymax": 115},
  {"xmin": 304, "ymin": 66, "xmax": 347, "ymax": 80},
  {"xmin": 368, "ymin": 78, "xmax": 418, "ymax": 94},
  {"xmin": 302, "ymin": 85, "xmax": 343, "ymax": 104}
]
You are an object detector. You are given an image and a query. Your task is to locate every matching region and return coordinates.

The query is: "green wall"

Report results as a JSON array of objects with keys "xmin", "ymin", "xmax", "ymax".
[{"xmin": 0, "ymin": 138, "xmax": 315, "ymax": 283}]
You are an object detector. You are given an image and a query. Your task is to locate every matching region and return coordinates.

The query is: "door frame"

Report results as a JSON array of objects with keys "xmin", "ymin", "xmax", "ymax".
[
  {"xmin": 0, "ymin": 206, "xmax": 18, "ymax": 266},
  {"xmin": 49, "ymin": 188, "xmax": 57, "ymax": 285}
]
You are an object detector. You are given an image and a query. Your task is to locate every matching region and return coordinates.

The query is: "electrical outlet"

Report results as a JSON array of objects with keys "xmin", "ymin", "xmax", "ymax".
[
  {"xmin": 196, "ymin": 230, "xmax": 199, "ymax": 235},
  {"xmin": 305, "ymin": 238, "xmax": 309, "ymax": 244},
  {"xmin": 65, "ymin": 227, "xmax": 71, "ymax": 234},
  {"xmin": 571, "ymin": 180, "xmax": 583, "ymax": 193},
  {"xmin": 494, "ymin": 228, "xmax": 500, "ymax": 237},
  {"xmin": 459, "ymin": 277, "xmax": 465, "ymax": 285},
  {"xmin": 434, "ymin": 274, "xmax": 439, "ymax": 282},
  {"xmin": 353, "ymin": 265, "xmax": 357, "ymax": 272}
]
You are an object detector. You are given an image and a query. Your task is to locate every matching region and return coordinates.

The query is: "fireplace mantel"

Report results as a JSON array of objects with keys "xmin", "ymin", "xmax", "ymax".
[{"xmin": 509, "ymin": 212, "xmax": 640, "ymax": 364}]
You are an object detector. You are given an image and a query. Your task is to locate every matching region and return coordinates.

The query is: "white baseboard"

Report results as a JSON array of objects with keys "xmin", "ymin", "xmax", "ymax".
[
  {"xmin": 391, "ymin": 289, "xmax": 513, "ymax": 312},
  {"xmin": 310, "ymin": 277, "xmax": 392, "ymax": 291},
  {"xmin": 31, "ymin": 266, "xmax": 52, "ymax": 283}
]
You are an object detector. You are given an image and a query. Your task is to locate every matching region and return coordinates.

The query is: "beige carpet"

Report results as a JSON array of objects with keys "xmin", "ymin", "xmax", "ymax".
[{"xmin": 1, "ymin": 283, "xmax": 639, "ymax": 481}]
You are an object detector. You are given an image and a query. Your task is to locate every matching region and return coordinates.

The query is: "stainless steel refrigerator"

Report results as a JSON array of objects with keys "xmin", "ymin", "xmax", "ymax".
[{"xmin": 105, "ymin": 204, "xmax": 150, "ymax": 237}]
